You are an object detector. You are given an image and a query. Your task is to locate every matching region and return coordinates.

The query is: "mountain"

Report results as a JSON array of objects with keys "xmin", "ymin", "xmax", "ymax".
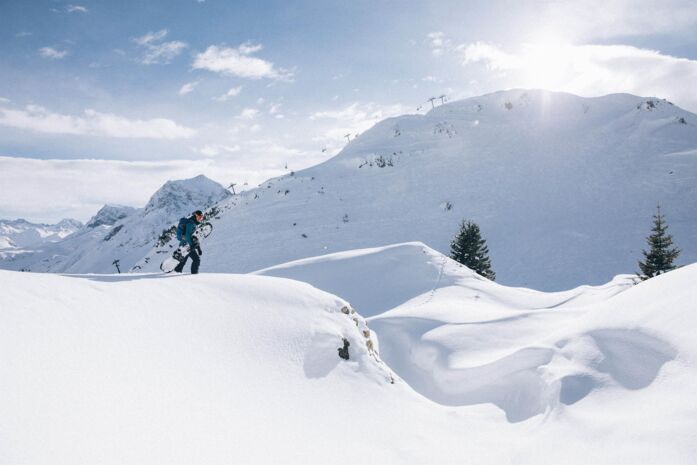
[
  {"xmin": 2, "ymin": 244, "xmax": 695, "ymax": 463},
  {"xmin": 0, "ymin": 217, "xmax": 82, "ymax": 260},
  {"xmin": 0, "ymin": 175, "xmax": 230, "ymax": 273},
  {"xmin": 138, "ymin": 89, "xmax": 697, "ymax": 290}
]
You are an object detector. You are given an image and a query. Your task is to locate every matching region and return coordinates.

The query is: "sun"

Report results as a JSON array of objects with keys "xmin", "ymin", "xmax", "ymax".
[{"xmin": 519, "ymin": 35, "xmax": 575, "ymax": 91}]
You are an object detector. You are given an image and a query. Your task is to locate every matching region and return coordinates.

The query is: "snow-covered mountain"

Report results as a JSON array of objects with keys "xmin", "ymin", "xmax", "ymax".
[
  {"xmin": 2, "ymin": 244, "xmax": 695, "ymax": 463},
  {"xmin": 0, "ymin": 217, "xmax": 82, "ymax": 259},
  {"xmin": 1, "ymin": 175, "xmax": 229, "ymax": 273},
  {"xmin": 138, "ymin": 89, "xmax": 697, "ymax": 290}
]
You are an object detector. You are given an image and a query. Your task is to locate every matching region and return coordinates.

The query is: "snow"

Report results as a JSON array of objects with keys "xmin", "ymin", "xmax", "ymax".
[
  {"xmin": 134, "ymin": 89, "xmax": 697, "ymax": 290},
  {"xmin": 2, "ymin": 241, "xmax": 696, "ymax": 464}
]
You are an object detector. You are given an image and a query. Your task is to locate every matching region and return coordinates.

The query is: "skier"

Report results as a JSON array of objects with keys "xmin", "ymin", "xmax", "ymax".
[{"xmin": 174, "ymin": 210, "xmax": 204, "ymax": 274}]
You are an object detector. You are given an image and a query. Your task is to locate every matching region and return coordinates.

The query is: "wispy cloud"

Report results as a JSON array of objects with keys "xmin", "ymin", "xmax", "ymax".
[
  {"xmin": 66, "ymin": 4, "xmax": 88, "ymax": 13},
  {"xmin": 0, "ymin": 104, "xmax": 196, "ymax": 139},
  {"xmin": 178, "ymin": 81, "xmax": 200, "ymax": 96},
  {"xmin": 310, "ymin": 101, "xmax": 410, "ymax": 144},
  {"xmin": 237, "ymin": 108, "xmax": 259, "ymax": 120},
  {"xmin": 192, "ymin": 43, "xmax": 292, "ymax": 80},
  {"xmin": 195, "ymin": 144, "xmax": 241, "ymax": 157},
  {"xmin": 39, "ymin": 47, "xmax": 69, "ymax": 60},
  {"xmin": 215, "ymin": 86, "xmax": 242, "ymax": 101},
  {"xmin": 133, "ymin": 29, "xmax": 187, "ymax": 65},
  {"xmin": 0, "ymin": 155, "xmax": 284, "ymax": 223},
  {"xmin": 427, "ymin": 31, "xmax": 452, "ymax": 57},
  {"xmin": 15, "ymin": 31, "xmax": 32, "ymax": 38},
  {"xmin": 0, "ymin": 97, "xmax": 10, "ymax": 103},
  {"xmin": 538, "ymin": 0, "xmax": 697, "ymax": 41}
]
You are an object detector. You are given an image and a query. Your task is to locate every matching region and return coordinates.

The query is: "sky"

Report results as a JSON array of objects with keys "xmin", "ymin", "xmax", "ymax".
[{"xmin": 1, "ymin": 0, "xmax": 697, "ymax": 222}]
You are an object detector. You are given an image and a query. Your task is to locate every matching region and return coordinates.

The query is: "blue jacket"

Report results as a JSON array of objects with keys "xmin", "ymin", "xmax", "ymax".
[{"xmin": 179, "ymin": 216, "xmax": 198, "ymax": 248}]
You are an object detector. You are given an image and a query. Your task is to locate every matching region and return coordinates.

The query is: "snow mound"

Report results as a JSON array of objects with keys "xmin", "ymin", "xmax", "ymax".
[
  {"xmin": 256, "ymin": 242, "xmax": 634, "ymax": 317},
  {"xmin": 0, "ymin": 271, "xmax": 403, "ymax": 464},
  {"xmin": 258, "ymin": 243, "xmax": 694, "ymax": 428}
]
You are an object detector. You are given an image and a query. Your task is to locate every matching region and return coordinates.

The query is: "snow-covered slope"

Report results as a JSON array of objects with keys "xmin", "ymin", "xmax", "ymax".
[
  {"xmin": 138, "ymin": 89, "xmax": 697, "ymax": 290},
  {"xmin": 2, "ymin": 244, "xmax": 696, "ymax": 464},
  {"xmin": 0, "ymin": 217, "xmax": 82, "ymax": 259},
  {"xmin": 257, "ymin": 243, "xmax": 697, "ymax": 460},
  {"xmin": 0, "ymin": 175, "xmax": 229, "ymax": 273}
]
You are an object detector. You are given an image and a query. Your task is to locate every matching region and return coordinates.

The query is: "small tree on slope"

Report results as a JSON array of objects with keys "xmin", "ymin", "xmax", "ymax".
[
  {"xmin": 638, "ymin": 204, "xmax": 680, "ymax": 280},
  {"xmin": 450, "ymin": 220, "xmax": 496, "ymax": 280}
]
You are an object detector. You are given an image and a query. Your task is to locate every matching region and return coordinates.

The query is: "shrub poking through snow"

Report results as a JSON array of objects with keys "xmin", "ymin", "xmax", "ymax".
[
  {"xmin": 450, "ymin": 220, "xmax": 496, "ymax": 280},
  {"xmin": 337, "ymin": 338, "xmax": 350, "ymax": 360},
  {"xmin": 638, "ymin": 204, "xmax": 680, "ymax": 280}
]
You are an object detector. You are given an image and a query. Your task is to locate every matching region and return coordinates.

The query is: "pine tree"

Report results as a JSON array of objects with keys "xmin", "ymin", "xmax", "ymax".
[
  {"xmin": 450, "ymin": 220, "xmax": 496, "ymax": 280},
  {"xmin": 638, "ymin": 205, "xmax": 680, "ymax": 280}
]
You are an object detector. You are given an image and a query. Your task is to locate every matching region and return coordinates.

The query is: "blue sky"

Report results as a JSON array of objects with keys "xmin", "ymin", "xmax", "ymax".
[{"xmin": 1, "ymin": 0, "xmax": 697, "ymax": 222}]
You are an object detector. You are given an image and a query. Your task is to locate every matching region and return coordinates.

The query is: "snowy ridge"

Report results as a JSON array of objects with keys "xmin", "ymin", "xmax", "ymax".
[
  {"xmin": 137, "ymin": 89, "xmax": 697, "ymax": 290},
  {"xmin": 0, "ymin": 217, "xmax": 82, "ymax": 259}
]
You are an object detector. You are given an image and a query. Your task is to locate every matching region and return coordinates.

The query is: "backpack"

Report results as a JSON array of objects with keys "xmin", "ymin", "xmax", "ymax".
[{"xmin": 175, "ymin": 217, "xmax": 188, "ymax": 241}]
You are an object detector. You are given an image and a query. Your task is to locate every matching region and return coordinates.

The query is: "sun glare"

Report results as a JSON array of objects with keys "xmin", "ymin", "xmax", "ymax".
[{"xmin": 520, "ymin": 36, "xmax": 574, "ymax": 90}]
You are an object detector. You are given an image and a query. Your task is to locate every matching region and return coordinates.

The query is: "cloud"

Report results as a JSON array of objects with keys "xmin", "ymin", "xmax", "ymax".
[
  {"xmin": 460, "ymin": 42, "xmax": 521, "ymax": 70},
  {"xmin": 0, "ymin": 156, "xmax": 213, "ymax": 222},
  {"xmin": 39, "ymin": 47, "xmax": 69, "ymax": 60},
  {"xmin": 459, "ymin": 41, "xmax": 697, "ymax": 112},
  {"xmin": 16, "ymin": 31, "xmax": 32, "ymax": 38},
  {"xmin": 0, "ymin": 97, "xmax": 10, "ymax": 103},
  {"xmin": 66, "ymin": 4, "xmax": 88, "ymax": 13},
  {"xmin": 0, "ymin": 104, "xmax": 196, "ymax": 139},
  {"xmin": 0, "ymin": 155, "xmax": 285, "ymax": 223},
  {"xmin": 192, "ymin": 43, "xmax": 292, "ymax": 80},
  {"xmin": 178, "ymin": 81, "xmax": 200, "ymax": 95},
  {"xmin": 427, "ymin": 31, "xmax": 452, "ymax": 56},
  {"xmin": 538, "ymin": 0, "xmax": 697, "ymax": 41},
  {"xmin": 215, "ymin": 86, "xmax": 242, "ymax": 101},
  {"xmin": 310, "ymin": 101, "xmax": 410, "ymax": 143},
  {"xmin": 237, "ymin": 108, "xmax": 259, "ymax": 120},
  {"xmin": 133, "ymin": 29, "xmax": 187, "ymax": 64},
  {"xmin": 134, "ymin": 30, "xmax": 168, "ymax": 46},
  {"xmin": 195, "ymin": 144, "xmax": 241, "ymax": 157}
]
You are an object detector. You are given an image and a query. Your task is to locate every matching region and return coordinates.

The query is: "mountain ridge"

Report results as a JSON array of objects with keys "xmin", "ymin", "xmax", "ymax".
[{"xmin": 137, "ymin": 89, "xmax": 697, "ymax": 290}]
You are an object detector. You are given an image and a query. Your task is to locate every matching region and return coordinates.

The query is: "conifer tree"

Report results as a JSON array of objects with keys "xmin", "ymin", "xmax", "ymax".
[
  {"xmin": 638, "ymin": 205, "xmax": 680, "ymax": 280},
  {"xmin": 450, "ymin": 220, "xmax": 496, "ymax": 280}
]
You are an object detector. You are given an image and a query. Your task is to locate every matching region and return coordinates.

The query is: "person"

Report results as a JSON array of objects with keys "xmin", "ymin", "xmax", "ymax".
[{"xmin": 174, "ymin": 210, "xmax": 204, "ymax": 274}]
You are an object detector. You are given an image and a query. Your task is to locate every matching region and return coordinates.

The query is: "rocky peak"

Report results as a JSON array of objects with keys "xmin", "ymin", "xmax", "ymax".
[{"xmin": 86, "ymin": 204, "xmax": 137, "ymax": 228}]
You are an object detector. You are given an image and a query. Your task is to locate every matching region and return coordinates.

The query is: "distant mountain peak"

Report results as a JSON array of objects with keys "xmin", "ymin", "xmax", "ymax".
[
  {"xmin": 86, "ymin": 204, "xmax": 137, "ymax": 229},
  {"xmin": 144, "ymin": 175, "xmax": 230, "ymax": 215}
]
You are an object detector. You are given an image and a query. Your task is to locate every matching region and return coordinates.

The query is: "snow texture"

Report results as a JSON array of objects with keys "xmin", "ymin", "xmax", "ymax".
[{"xmin": 2, "ymin": 242, "xmax": 696, "ymax": 464}]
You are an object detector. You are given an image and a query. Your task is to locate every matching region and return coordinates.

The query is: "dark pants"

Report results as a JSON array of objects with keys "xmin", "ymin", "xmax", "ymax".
[{"xmin": 174, "ymin": 247, "xmax": 200, "ymax": 274}]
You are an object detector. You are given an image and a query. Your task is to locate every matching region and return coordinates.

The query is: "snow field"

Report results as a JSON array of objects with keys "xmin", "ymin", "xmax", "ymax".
[{"xmin": 2, "ymin": 241, "xmax": 696, "ymax": 463}]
